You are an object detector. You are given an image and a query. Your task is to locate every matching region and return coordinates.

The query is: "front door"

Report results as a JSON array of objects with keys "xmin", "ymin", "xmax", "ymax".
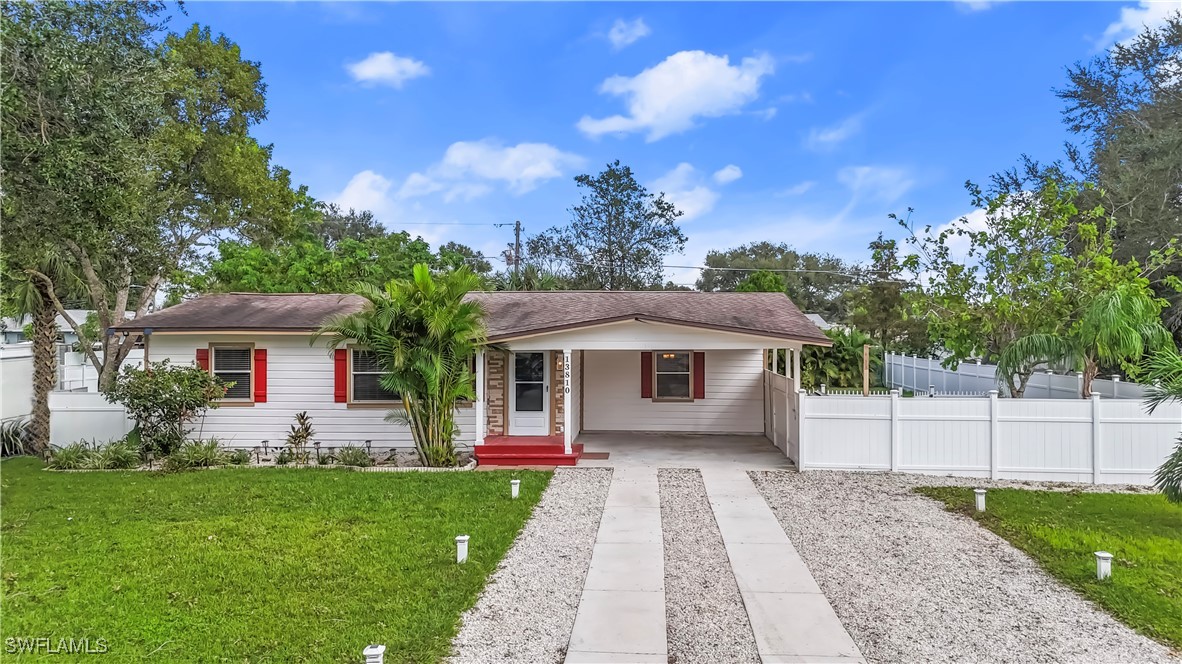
[{"xmin": 509, "ymin": 351, "xmax": 549, "ymax": 435}]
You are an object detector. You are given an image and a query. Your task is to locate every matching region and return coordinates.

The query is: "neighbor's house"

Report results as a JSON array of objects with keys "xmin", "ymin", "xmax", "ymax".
[{"xmin": 114, "ymin": 291, "xmax": 829, "ymax": 464}]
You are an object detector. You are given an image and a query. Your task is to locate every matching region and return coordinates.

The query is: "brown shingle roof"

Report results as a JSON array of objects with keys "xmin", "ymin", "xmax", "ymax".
[
  {"xmin": 117, "ymin": 290, "xmax": 831, "ymax": 345},
  {"xmin": 464, "ymin": 291, "xmax": 831, "ymax": 344},
  {"xmin": 115, "ymin": 293, "xmax": 366, "ymax": 332}
]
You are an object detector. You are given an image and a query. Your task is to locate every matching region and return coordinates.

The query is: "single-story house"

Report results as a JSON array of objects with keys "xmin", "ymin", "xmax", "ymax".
[{"xmin": 114, "ymin": 291, "xmax": 829, "ymax": 464}]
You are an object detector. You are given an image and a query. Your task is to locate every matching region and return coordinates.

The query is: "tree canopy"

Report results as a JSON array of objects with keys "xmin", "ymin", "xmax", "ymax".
[
  {"xmin": 528, "ymin": 161, "xmax": 687, "ymax": 290},
  {"xmin": 696, "ymin": 242, "xmax": 851, "ymax": 320}
]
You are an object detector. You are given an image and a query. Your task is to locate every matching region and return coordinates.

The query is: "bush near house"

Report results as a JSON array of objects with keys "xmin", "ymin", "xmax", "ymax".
[
  {"xmin": 0, "ymin": 457, "xmax": 549, "ymax": 661},
  {"xmin": 918, "ymin": 486, "xmax": 1182, "ymax": 649}
]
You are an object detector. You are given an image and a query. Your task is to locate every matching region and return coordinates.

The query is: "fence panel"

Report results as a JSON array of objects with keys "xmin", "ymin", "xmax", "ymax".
[
  {"xmin": 885, "ymin": 352, "xmax": 1146, "ymax": 400},
  {"xmin": 794, "ymin": 390, "xmax": 1180, "ymax": 486},
  {"xmin": 48, "ymin": 392, "xmax": 132, "ymax": 446}
]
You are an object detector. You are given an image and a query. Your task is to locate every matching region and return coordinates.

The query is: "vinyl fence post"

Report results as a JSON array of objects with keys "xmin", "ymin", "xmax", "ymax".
[
  {"xmin": 796, "ymin": 389, "xmax": 809, "ymax": 470},
  {"xmin": 1091, "ymin": 393, "xmax": 1102, "ymax": 484},
  {"xmin": 988, "ymin": 389, "xmax": 1000, "ymax": 480},
  {"xmin": 890, "ymin": 389, "xmax": 900, "ymax": 472}
]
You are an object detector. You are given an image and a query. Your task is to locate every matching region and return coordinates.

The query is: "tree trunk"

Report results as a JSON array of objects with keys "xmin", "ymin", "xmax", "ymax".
[
  {"xmin": 28, "ymin": 286, "xmax": 58, "ymax": 454},
  {"xmin": 1081, "ymin": 359, "xmax": 1099, "ymax": 399}
]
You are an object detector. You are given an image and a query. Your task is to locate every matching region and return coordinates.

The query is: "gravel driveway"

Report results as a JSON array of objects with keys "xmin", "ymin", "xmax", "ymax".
[
  {"xmin": 659, "ymin": 468, "xmax": 760, "ymax": 664},
  {"xmin": 751, "ymin": 470, "xmax": 1178, "ymax": 664},
  {"xmin": 449, "ymin": 468, "xmax": 612, "ymax": 664}
]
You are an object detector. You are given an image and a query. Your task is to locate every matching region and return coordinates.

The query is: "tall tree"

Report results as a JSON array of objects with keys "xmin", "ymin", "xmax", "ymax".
[
  {"xmin": 3, "ymin": 9, "xmax": 294, "ymax": 391},
  {"xmin": 900, "ymin": 179, "xmax": 1087, "ymax": 397},
  {"xmin": 696, "ymin": 242, "xmax": 851, "ymax": 320},
  {"xmin": 315, "ymin": 203, "xmax": 385, "ymax": 249},
  {"xmin": 531, "ymin": 161, "xmax": 686, "ymax": 290},
  {"xmin": 1057, "ymin": 12, "xmax": 1182, "ymax": 336},
  {"xmin": 843, "ymin": 235, "xmax": 931, "ymax": 355},
  {"xmin": 437, "ymin": 242, "xmax": 493, "ymax": 275}
]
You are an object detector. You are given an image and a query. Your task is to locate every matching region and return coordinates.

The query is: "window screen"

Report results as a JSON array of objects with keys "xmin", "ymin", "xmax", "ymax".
[
  {"xmin": 654, "ymin": 351, "xmax": 691, "ymax": 400},
  {"xmin": 352, "ymin": 350, "xmax": 399, "ymax": 402},
  {"xmin": 212, "ymin": 347, "xmax": 252, "ymax": 400}
]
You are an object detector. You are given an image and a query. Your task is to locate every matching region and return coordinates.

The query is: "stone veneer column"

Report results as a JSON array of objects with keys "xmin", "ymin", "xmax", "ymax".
[
  {"xmin": 486, "ymin": 350, "xmax": 507, "ymax": 435},
  {"xmin": 552, "ymin": 350, "xmax": 565, "ymax": 435}
]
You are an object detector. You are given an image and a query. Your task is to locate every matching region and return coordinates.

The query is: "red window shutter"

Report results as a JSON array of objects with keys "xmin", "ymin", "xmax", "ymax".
[
  {"xmin": 334, "ymin": 349, "xmax": 348, "ymax": 403},
  {"xmin": 253, "ymin": 349, "xmax": 267, "ymax": 403},
  {"xmin": 693, "ymin": 352, "xmax": 706, "ymax": 400},
  {"xmin": 640, "ymin": 352, "xmax": 653, "ymax": 398},
  {"xmin": 196, "ymin": 348, "xmax": 209, "ymax": 370}
]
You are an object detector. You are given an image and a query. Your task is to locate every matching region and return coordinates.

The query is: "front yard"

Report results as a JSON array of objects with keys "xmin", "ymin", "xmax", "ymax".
[
  {"xmin": 918, "ymin": 486, "xmax": 1182, "ymax": 650},
  {"xmin": 0, "ymin": 457, "xmax": 549, "ymax": 661}
]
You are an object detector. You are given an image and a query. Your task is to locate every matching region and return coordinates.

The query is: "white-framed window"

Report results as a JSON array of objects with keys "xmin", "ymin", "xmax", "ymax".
[
  {"xmin": 654, "ymin": 351, "xmax": 693, "ymax": 401},
  {"xmin": 350, "ymin": 349, "xmax": 400, "ymax": 403},
  {"xmin": 211, "ymin": 345, "xmax": 253, "ymax": 402}
]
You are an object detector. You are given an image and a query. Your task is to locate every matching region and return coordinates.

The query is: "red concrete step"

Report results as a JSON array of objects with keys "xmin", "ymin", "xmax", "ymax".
[{"xmin": 476, "ymin": 443, "xmax": 583, "ymax": 467}]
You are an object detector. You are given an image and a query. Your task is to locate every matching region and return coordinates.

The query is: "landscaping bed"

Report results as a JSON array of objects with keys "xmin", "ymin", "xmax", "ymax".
[
  {"xmin": 919, "ymin": 485, "xmax": 1182, "ymax": 651},
  {"xmin": 1, "ymin": 456, "xmax": 549, "ymax": 662}
]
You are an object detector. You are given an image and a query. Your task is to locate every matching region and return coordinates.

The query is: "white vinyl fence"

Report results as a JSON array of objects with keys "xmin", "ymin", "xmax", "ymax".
[
  {"xmin": 48, "ymin": 392, "xmax": 133, "ymax": 446},
  {"xmin": 0, "ymin": 344, "xmax": 143, "ymax": 423},
  {"xmin": 764, "ymin": 370, "xmax": 1180, "ymax": 485},
  {"xmin": 885, "ymin": 351, "xmax": 1146, "ymax": 399}
]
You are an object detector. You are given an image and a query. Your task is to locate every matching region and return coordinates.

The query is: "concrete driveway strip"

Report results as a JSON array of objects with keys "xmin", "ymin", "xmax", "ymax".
[
  {"xmin": 700, "ymin": 467, "xmax": 866, "ymax": 664},
  {"xmin": 565, "ymin": 467, "xmax": 667, "ymax": 663}
]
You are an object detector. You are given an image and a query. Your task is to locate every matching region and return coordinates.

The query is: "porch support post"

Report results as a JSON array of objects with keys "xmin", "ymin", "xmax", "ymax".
[
  {"xmin": 792, "ymin": 346, "xmax": 802, "ymax": 392},
  {"xmin": 475, "ymin": 348, "xmax": 486, "ymax": 445},
  {"xmin": 562, "ymin": 349, "xmax": 573, "ymax": 454},
  {"xmin": 771, "ymin": 348, "xmax": 779, "ymax": 375}
]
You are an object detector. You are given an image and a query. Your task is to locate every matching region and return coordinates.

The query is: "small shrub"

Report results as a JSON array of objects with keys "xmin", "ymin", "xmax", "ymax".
[
  {"xmin": 47, "ymin": 442, "xmax": 95, "ymax": 470},
  {"xmin": 335, "ymin": 445, "xmax": 373, "ymax": 467},
  {"xmin": 275, "ymin": 448, "xmax": 293, "ymax": 465},
  {"xmin": 286, "ymin": 411, "xmax": 315, "ymax": 465},
  {"xmin": 106, "ymin": 360, "xmax": 226, "ymax": 457},
  {"xmin": 317, "ymin": 453, "xmax": 334, "ymax": 465},
  {"xmin": 0, "ymin": 418, "xmax": 32, "ymax": 457},
  {"xmin": 88, "ymin": 439, "xmax": 141, "ymax": 470},
  {"xmin": 225, "ymin": 449, "xmax": 252, "ymax": 466},
  {"xmin": 166, "ymin": 440, "xmax": 225, "ymax": 471}
]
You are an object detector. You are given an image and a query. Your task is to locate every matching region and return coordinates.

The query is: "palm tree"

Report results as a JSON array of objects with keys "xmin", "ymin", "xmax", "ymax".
[
  {"xmin": 997, "ymin": 284, "xmax": 1172, "ymax": 398},
  {"xmin": 5, "ymin": 255, "xmax": 78, "ymax": 453},
  {"xmin": 315, "ymin": 264, "xmax": 486, "ymax": 467},
  {"xmin": 801, "ymin": 328, "xmax": 881, "ymax": 391},
  {"xmin": 1145, "ymin": 351, "xmax": 1182, "ymax": 503}
]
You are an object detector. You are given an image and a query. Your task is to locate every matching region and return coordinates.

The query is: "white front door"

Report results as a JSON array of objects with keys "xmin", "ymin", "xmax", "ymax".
[{"xmin": 509, "ymin": 351, "xmax": 550, "ymax": 435}]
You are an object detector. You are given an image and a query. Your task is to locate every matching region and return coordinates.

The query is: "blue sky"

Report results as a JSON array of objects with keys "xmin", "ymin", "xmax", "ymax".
[{"xmin": 182, "ymin": 1, "xmax": 1177, "ymax": 285}]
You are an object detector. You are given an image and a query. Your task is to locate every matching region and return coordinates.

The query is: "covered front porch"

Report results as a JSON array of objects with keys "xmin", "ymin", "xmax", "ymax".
[{"xmin": 471, "ymin": 323, "xmax": 807, "ymax": 466}]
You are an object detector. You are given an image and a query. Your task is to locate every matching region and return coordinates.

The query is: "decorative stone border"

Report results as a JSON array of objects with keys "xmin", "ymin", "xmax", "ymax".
[{"xmin": 45, "ymin": 458, "xmax": 478, "ymax": 473}]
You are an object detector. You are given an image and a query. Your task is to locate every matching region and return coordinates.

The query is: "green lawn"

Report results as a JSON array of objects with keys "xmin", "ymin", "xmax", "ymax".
[
  {"xmin": 917, "ymin": 486, "xmax": 1182, "ymax": 649},
  {"xmin": 1, "ymin": 457, "xmax": 549, "ymax": 662}
]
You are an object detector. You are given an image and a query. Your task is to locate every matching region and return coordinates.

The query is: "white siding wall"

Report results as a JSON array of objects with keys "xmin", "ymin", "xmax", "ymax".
[
  {"xmin": 582, "ymin": 349, "xmax": 764, "ymax": 433},
  {"xmin": 1, "ymin": 344, "xmax": 34, "ymax": 421},
  {"xmin": 151, "ymin": 334, "xmax": 474, "ymax": 450}
]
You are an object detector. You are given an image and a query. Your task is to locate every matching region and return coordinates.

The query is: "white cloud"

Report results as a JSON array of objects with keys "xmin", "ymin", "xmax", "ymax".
[
  {"xmin": 712, "ymin": 164, "xmax": 743, "ymax": 185},
  {"xmin": 953, "ymin": 0, "xmax": 1007, "ymax": 12},
  {"xmin": 805, "ymin": 113, "xmax": 865, "ymax": 151},
  {"xmin": 346, "ymin": 52, "xmax": 430, "ymax": 88},
  {"xmin": 607, "ymin": 18, "xmax": 651, "ymax": 50},
  {"xmin": 776, "ymin": 180, "xmax": 816, "ymax": 197},
  {"xmin": 577, "ymin": 50, "xmax": 775, "ymax": 141},
  {"xmin": 651, "ymin": 163, "xmax": 721, "ymax": 221},
  {"xmin": 1101, "ymin": 1, "xmax": 1179, "ymax": 46},
  {"xmin": 398, "ymin": 139, "xmax": 584, "ymax": 200},
  {"xmin": 332, "ymin": 170, "xmax": 396, "ymax": 218},
  {"xmin": 837, "ymin": 166, "xmax": 915, "ymax": 204}
]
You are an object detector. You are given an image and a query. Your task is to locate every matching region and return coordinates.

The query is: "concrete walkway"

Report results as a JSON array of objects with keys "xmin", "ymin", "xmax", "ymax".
[
  {"xmin": 701, "ymin": 467, "xmax": 866, "ymax": 663},
  {"xmin": 565, "ymin": 467, "xmax": 668, "ymax": 663},
  {"xmin": 563, "ymin": 433, "xmax": 865, "ymax": 663}
]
